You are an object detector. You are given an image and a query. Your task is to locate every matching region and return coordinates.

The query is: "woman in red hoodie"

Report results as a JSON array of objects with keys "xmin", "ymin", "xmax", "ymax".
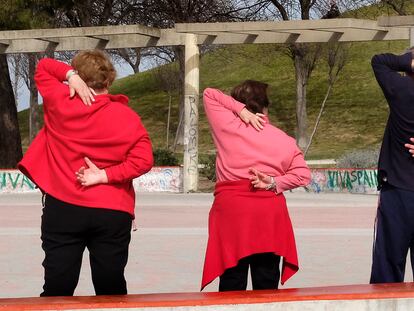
[
  {"xmin": 18, "ymin": 50, "xmax": 153, "ymax": 296},
  {"xmin": 201, "ymin": 80, "xmax": 311, "ymax": 292}
]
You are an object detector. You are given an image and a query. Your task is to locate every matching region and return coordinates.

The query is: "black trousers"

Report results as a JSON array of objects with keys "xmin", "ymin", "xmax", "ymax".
[
  {"xmin": 370, "ymin": 184, "xmax": 414, "ymax": 283},
  {"xmin": 219, "ymin": 253, "xmax": 281, "ymax": 291},
  {"xmin": 40, "ymin": 195, "xmax": 132, "ymax": 296}
]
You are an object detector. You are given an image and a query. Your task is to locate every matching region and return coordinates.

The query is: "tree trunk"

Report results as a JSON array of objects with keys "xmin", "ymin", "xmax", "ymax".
[
  {"xmin": 166, "ymin": 93, "xmax": 172, "ymax": 149},
  {"xmin": 28, "ymin": 54, "xmax": 39, "ymax": 143},
  {"xmin": 12, "ymin": 54, "xmax": 22, "ymax": 106},
  {"xmin": 0, "ymin": 54, "xmax": 22, "ymax": 168},
  {"xmin": 130, "ymin": 48, "xmax": 141, "ymax": 74},
  {"xmin": 304, "ymin": 83, "xmax": 334, "ymax": 157},
  {"xmin": 294, "ymin": 54, "xmax": 309, "ymax": 150},
  {"xmin": 118, "ymin": 48, "xmax": 141, "ymax": 73},
  {"xmin": 290, "ymin": 43, "xmax": 321, "ymax": 150}
]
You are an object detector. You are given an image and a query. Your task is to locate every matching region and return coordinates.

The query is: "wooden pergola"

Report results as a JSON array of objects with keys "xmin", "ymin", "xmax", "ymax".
[{"xmin": 1, "ymin": 16, "xmax": 413, "ymax": 192}]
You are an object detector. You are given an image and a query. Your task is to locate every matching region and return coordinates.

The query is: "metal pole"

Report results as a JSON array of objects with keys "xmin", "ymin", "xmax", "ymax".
[{"xmin": 183, "ymin": 33, "xmax": 199, "ymax": 192}]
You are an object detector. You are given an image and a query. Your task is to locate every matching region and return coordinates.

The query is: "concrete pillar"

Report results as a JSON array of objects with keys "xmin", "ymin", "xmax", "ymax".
[
  {"xmin": 411, "ymin": 27, "xmax": 414, "ymax": 47},
  {"xmin": 183, "ymin": 33, "xmax": 199, "ymax": 193}
]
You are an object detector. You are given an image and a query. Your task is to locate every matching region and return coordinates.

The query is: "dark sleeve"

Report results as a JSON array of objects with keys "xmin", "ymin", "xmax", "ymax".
[{"xmin": 371, "ymin": 53, "xmax": 413, "ymax": 98}]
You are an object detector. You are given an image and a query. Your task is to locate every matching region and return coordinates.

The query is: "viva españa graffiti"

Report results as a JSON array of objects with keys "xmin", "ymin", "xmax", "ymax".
[
  {"xmin": 308, "ymin": 169, "xmax": 378, "ymax": 193},
  {"xmin": 0, "ymin": 171, "xmax": 35, "ymax": 191},
  {"xmin": 327, "ymin": 169, "xmax": 378, "ymax": 191}
]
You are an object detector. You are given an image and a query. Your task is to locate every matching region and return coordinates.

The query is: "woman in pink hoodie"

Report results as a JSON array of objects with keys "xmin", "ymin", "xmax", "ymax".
[{"xmin": 201, "ymin": 80, "xmax": 311, "ymax": 291}]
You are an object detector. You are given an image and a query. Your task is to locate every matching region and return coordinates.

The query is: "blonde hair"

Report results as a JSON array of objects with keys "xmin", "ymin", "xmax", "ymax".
[{"xmin": 71, "ymin": 50, "xmax": 116, "ymax": 90}]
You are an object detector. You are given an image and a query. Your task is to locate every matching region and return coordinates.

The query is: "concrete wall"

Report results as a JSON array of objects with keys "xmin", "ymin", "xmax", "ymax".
[
  {"xmin": 133, "ymin": 167, "xmax": 182, "ymax": 193},
  {"xmin": 0, "ymin": 168, "xmax": 378, "ymax": 194},
  {"xmin": 0, "ymin": 166, "xmax": 182, "ymax": 194},
  {"xmin": 308, "ymin": 169, "xmax": 378, "ymax": 194}
]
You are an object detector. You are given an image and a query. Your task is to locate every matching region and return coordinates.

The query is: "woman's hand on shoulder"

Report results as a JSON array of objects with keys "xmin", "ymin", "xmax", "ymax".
[
  {"xmin": 239, "ymin": 108, "xmax": 266, "ymax": 131},
  {"xmin": 75, "ymin": 157, "xmax": 108, "ymax": 186},
  {"xmin": 67, "ymin": 71, "xmax": 96, "ymax": 106}
]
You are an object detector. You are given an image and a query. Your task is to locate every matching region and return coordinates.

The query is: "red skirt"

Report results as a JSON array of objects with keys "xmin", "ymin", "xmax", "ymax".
[{"xmin": 201, "ymin": 180, "xmax": 299, "ymax": 290}]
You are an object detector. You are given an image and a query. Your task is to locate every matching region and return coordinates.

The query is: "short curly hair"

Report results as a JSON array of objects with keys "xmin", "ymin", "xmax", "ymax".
[
  {"xmin": 231, "ymin": 80, "xmax": 270, "ymax": 114},
  {"xmin": 71, "ymin": 49, "xmax": 116, "ymax": 90}
]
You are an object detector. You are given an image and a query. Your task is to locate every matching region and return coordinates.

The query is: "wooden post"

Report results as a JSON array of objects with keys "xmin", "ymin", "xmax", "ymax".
[{"xmin": 183, "ymin": 33, "xmax": 199, "ymax": 193}]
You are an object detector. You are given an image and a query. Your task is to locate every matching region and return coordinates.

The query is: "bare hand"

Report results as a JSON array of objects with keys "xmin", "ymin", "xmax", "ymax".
[
  {"xmin": 249, "ymin": 167, "xmax": 272, "ymax": 189},
  {"xmin": 405, "ymin": 137, "xmax": 414, "ymax": 157},
  {"xmin": 68, "ymin": 74, "xmax": 96, "ymax": 106},
  {"xmin": 239, "ymin": 108, "xmax": 266, "ymax": 131},
  {"xmin": 75, "ymin": 157, "xmax": 108, "ymax": 186}
]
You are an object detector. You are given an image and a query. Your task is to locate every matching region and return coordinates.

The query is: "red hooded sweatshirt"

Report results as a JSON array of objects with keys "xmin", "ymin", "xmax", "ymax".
[{"xmin": 18, "ymin": 58, "xmax": 153, "ymax": 217}]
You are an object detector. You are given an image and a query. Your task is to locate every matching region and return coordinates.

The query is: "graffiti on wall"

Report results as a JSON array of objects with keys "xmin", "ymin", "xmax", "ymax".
[
  {"xmin": 134, "ymin": 167, "xmax": 182, "ymax": 192},
  {"xmin": 309, "ymin": 169, "xmax": 378, "ymax": 194},
  {"xmin": 1, "ymin": 167, "xmax": 183, "ymax": 194},
  {"xmin": 185, "ymin": 95, "xmax": 198, "ymax": 176},
  {"xmin": 0, "ymin": 168, "xmax": 377, "ymax": 194},
  {"xmin": 0, "ymin": 171, "xmax": 37, "ymax": 193}
]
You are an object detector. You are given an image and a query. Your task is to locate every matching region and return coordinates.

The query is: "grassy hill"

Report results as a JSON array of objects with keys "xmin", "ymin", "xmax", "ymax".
[{"xmin": 18, "ymin": 28, "xmax": 411, "ymax": 161}]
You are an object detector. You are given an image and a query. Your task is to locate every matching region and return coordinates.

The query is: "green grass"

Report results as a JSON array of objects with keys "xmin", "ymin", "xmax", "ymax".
[
  {"xmin": 18, "ymin": 5, "xmax": 414, "ymax": 160},
  {"xmin": 110, "ymin": 40, "xmax": 408, "ymax": 160}
]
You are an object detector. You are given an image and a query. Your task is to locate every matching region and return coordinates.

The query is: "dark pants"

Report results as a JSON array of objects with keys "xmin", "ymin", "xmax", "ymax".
[
  {"xmin": 40, "ymin": 195, "xmax": 132, "ymax": 296},
  {"xmin": 370, "ymin": 184, "xmax": 414, "ymax": 283},
  {"xmin": 219, "ymin": 253, "xmax": 281, "ymax": 291}
]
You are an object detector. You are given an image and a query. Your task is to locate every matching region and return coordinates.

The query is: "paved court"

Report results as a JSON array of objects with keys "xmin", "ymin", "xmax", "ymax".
[{"xmin": 0, "ymin": 191, "xmax": 411, "ymax": 298}]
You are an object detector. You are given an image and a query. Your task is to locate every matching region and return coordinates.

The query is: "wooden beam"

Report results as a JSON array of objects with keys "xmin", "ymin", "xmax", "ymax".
[
  {"xmin": 0, "ymin": 39, "xmax": 10, "ymax": 46},
  {"xmin": 0, "ymin": 19, "xmax": 409, "ymax": 54},
  {"xmin": 176, "ymin": 19, "xmax": 388, "ymax": 33},
  {"xmin": 35, "ymin": 37, "xmax": 59, "ymax": 43},
  {"xmin": 86, "ymin": 35, "xmax": 110, "ymax": 49},
  {"xmin": 0, "ymin": 24, "xmax": 160, "ymax": 41},
  {"xmin": 0, "ymin": 30, "xmax": 183, "ymax": 54},
  {"xmin": 336, "ymin": 27, "xmax": 407, "ymax": 42},
  {"xmin": 195, "ymin": 28, "xmax": 407, "ymax": 45}
]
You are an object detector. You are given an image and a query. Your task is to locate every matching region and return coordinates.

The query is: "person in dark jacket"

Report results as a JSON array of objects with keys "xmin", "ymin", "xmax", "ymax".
[{"xmin": 370, "ymin": 51, "xmax": 414, "ymax": 283}]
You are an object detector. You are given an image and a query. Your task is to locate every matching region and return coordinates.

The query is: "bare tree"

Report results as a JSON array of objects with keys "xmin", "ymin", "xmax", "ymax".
[
  {"xmin": 135, "ymin": 0, "xmax": 247, "ymax": 148},
  {"xmin": 0, "ymin": 0, "xmax": 56, "ymax": 167},
  {"xmin": 53, "ymin": 0, "xmax": 147, "ymax": 73},
  {"xmin": 8, "ymin": 54, "xmax": 25, "ymax": 107},
  {"xmin": 152, "ymin": 63, "xmax": 181, "ymax": 149},
  {"xmin": 52, "ymin": 1, "xmax": 261, "ymax": 150},
  {"xmin": 289, "ymin": 43, "xmax": 323, "ymax": 149},
  {"xmin": 27, "ymin": 54, "xmax": 41, "ymax": 143},
  {"xmin": 304, "ymin": 42, "xmax": 348, "ymax": 156},
  {"xmin": 238, "ymin": 0, "xmax": 362, "ymax": 150},
  {"xmin": 9, "ymin": 53, "xmax": 42, "ymax": 143},
  {"xmin": 0, "ymin": 54, "xmax": 22, "ymax": 168},
  {"xmin": 111, "ymin": 48, "xmax": 142, "ymax": 73},
  {"xmin": 253, "ymin": 0, "xmax": 326, "ymax": 149},
  {"xmin": 380, "ymin": 0, "xmax": 409, "ymax": 15}
]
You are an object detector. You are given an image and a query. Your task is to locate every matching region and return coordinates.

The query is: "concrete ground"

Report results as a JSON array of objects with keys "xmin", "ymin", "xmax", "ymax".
[{"xmin": 0, "ymin": 191, "xmax": 412, "ymax": 298}]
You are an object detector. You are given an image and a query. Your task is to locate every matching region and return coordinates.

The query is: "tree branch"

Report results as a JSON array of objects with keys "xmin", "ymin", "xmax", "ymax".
[{"xmin": 268, "ymin": 0, "xmax": 289, "ymax": 20}]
